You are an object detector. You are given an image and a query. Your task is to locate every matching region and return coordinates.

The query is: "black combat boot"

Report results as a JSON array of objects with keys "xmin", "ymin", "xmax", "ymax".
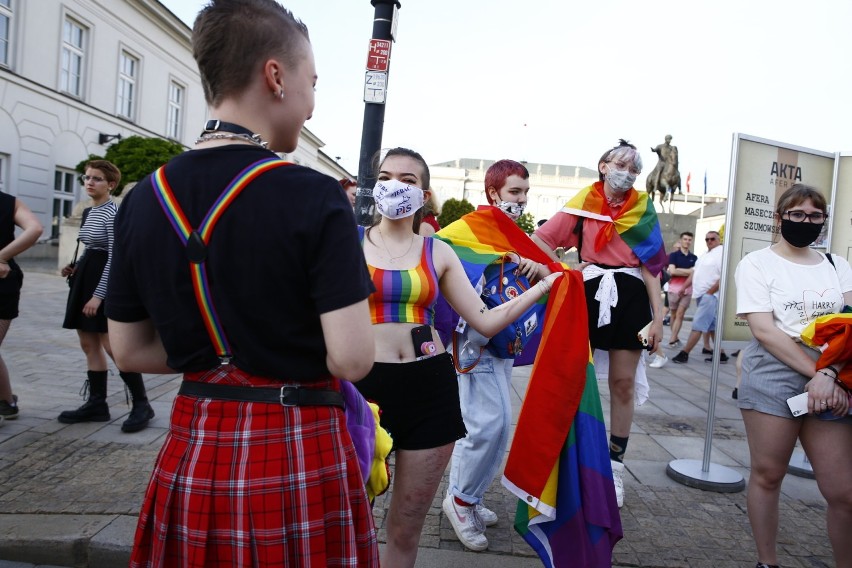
[
  {"xmin": 119, "ymin": 371, "xmax": 154, "ymax": 433},
  {"xmin": 58, "ymin": 370, "xmax": 110, "ymax": 423}
]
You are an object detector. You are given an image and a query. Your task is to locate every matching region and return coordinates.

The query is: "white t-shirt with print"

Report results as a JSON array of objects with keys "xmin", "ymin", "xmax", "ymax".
[{"xmin": 735, "ymin": 247, "xmax": 852, "ymax": 338}]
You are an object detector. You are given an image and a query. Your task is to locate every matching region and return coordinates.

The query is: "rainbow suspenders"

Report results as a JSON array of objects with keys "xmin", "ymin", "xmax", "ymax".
[{"xmin": 150, "ymin": 157, "xmax": 289, "ymax": 364}]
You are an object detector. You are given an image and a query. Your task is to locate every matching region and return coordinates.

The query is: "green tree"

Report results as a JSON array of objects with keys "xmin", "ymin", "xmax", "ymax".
[
  {"xmin": 515, "ymin": 212, "xmax": 535, "ymax": 234},
  {"xmin": 437, "ymin": 198, "xmax": 475, "ymax": 228},
  {"xmin": 75, "ymin": 135, "xmax": 185, "ymax": 196}
]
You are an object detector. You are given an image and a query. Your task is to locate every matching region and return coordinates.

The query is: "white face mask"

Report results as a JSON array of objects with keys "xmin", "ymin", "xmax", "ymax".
[
  {"xmin": 373, "ymin": 179, "xmax": 424, "ymax": 219},
  {"xmin": 496, "ymin": 200, "xmax": 525, "ymax": 220},
  {"xmin": 605, "ymin": 165, "xmax": 637, "ymax": 192}
]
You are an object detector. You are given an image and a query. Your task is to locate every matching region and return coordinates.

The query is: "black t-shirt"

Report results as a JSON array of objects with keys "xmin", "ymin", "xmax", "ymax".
[{"xmin": 106, "ymin": 146, "xmax": 374, "ymax": 380}]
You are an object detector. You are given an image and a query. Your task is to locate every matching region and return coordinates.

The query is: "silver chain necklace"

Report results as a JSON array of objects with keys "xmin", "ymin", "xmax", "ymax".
[
  {"xmin": 195, "ymin": 132, "xmax": 269, "ymax": 149},
  {"xmin": 377, "ymin": 228, "xmax": 416, "ymax": 265}
]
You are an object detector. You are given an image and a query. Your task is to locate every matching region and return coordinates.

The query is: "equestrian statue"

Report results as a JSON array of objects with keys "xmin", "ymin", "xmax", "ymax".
[{"xmin": 646, "ymin": 134, "xmax": 682, "ymax": 206}]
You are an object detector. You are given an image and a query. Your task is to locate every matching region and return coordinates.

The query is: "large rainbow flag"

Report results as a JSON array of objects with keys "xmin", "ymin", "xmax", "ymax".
[
  {"xmin": 502, "ymin": 270, "xmax": 622, "ymax": 567},
  {"xmin": 801, "ymin": 310, "xmax": 852, "ymax": 390},
  {"xmin": 433, "ymin": 206, "xmax": 559, "ymax": 357},
  {"xmin": 435, "ymin": 205, "xmax": 557, "ymax": 282},
  {"xmin": 561, "ymin": 182, "xmax": 667, "ymax": 276}
]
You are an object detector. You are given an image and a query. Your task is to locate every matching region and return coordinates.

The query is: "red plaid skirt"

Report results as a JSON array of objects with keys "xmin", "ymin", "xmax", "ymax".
[{"xmin": 130, "ymin": 367, "xmax": 379, "ymax": 567}]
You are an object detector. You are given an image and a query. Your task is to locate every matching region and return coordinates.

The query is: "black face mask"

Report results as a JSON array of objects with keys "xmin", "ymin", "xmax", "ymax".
[{"xmin": 780, "ymin": 219, "xmax": 824, "ymax": 248}]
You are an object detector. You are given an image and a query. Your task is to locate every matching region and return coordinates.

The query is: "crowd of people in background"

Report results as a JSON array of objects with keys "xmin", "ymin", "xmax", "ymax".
[{"xmin": 0, "ymin": 1, "xmax": 849, "ymax": 567}]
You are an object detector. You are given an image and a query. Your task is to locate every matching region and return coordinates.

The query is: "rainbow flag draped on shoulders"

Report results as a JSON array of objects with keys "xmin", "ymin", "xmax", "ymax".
[
  {"xmin": 561, "ymin": 182, "xmax": 667, "ymax": 276},
  {"xmin": 435, "ymin": 205, "xmax": 556, "ymax": 282},
  {"xmin": 433, "ymin": 206, "xmax": 557, "ymax": 361},
  {"xmin": 502, "ymin": 270, "xmax": 622, "ymax": 567}
]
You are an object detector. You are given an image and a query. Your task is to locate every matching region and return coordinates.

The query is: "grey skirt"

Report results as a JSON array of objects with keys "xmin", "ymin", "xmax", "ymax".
[{"xmin": 738, "ymin": 338, "xmax": 852, "ymax": 424}]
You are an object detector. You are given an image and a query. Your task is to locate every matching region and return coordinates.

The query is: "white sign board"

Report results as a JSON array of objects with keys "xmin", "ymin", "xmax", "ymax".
[{"xmin": 364, "ymin": 71, "xmax": 388, "ymax": 104}]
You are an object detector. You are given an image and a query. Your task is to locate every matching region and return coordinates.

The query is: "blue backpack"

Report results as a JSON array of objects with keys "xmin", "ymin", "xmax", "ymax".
[{"xmin": 481, "ymin": 256, "xmax": 546, "ymax": 359}]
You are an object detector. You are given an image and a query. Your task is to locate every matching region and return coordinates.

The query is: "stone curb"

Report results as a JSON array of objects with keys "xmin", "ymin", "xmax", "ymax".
[{"xmin": 0, "ymin": 514, "xmax": 131, "ymax": 567}]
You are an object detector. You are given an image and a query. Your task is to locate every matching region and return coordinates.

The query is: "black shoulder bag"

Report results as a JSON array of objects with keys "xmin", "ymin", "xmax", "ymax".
[{"xmin": 66, "ymin": 207, "xmax": 91, "ymax": 288}]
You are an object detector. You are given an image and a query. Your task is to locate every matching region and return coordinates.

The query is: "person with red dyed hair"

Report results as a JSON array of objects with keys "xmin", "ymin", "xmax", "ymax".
[
  {"xmin": 442, "ymin": 159, "xmax": 552, "ymax": 551},
  {"xmin": 339, "ymin": 177, "xmax": 357, "ymax": 208},
  {"xmin": 417, "ymin": 190, "xmax": 441, "ymax": 236}
]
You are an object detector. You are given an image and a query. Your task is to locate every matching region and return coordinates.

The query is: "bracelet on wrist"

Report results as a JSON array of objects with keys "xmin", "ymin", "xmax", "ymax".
[
  {"xmin": 825, "ymin": 365, "xmax": 839, "ymax": 376},
  {"xmin": 818, "ymin": 367, "xmax": 838, "ymax": 378},
  {"xmin": 818, "ymin": 370, "xmax": 836, "ymax": 380}
]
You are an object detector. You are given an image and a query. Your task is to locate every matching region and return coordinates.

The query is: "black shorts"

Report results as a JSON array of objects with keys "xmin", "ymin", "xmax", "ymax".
[
  {"xmin": 355, "ymin": 352, "xmax": 466, "ymax": 451},
  {"xmin": 0, "ymin": 265, "xmax": 23, "ymax": 320},
  {"xmin": 584, "ymin": 273, "xmax": 652, "ymax": 351}
]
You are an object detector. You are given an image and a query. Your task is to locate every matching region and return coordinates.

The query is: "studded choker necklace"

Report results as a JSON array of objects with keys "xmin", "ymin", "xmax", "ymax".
[{"xmin": 195, "ymin": 119, "xmax": 269, "ymax": 149}]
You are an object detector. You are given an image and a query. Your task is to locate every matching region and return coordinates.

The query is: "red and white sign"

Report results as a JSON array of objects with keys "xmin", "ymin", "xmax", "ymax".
[{"xmin": 366, "ymin": 39, "xmax": 391, "ymax": 72}]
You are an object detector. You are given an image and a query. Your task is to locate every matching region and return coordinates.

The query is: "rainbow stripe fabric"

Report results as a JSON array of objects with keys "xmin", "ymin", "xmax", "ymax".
[
  {"xmin": 365, "ymin": 236, "xmax": 439, "ymax": 325},
  {"xmin": 561, "ymin": 182, "xmax": 668, "ymax": 276},
  {"xmin": 151, "ymin": 157, "xmax": 288, "ymax": 358},
  {"xmin": 433, "ymin": 207, "xmax": 558, "ymax": 352},
  {"xmin": 502, "ymin": 270, "xmax": 622, "ymax": 567},
  {"xmin": 435, "ymin": 206, "xmax": 558, "ymax": 282},
  {"xmin": 801, "ymin": 310, "xmax": 852, "ymax": 390}
]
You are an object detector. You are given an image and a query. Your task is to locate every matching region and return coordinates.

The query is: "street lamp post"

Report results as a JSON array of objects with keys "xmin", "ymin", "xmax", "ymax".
[{"xmin": 354, "ymin": 0, "xmax": 400, "ymax": 226}]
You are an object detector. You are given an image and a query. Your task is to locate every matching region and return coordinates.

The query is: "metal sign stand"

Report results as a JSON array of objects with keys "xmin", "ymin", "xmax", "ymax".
[
  {"xmin": 666, "ymin": 136, "xmax": 745, "ymax": 493},
  {"xmin": 665, "ymin": 343, "xmax": 746, "ymax": 492},
  {"xmin": 787, "ymin": 450, "xmax": 815, "ymax": 479}
]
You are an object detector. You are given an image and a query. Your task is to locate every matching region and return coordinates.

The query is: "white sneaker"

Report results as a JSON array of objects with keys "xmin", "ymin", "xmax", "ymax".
[
  {"xmin": 476, "ymin": 503, "xmax": 498, "ymax": 527},
  {"xmin": 443, "ymin": 493, "xmax": 488, "ymax": 551},
  {"xmin": 610, "ymin": 460, "xmax": 625, "ymax": 508},
  {"xmin": 649, "ymin": 354, "xmax": 669, "ymax": 368}
]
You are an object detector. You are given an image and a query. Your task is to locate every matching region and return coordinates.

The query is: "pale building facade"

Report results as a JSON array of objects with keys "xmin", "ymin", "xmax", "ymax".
[
  {"xmin": 0, "ymin": 0, "xmax": 350, "ymax": 266},
  {"xmin": 0, "ymin": 0, "xmax": 205, "ymax": 240}
]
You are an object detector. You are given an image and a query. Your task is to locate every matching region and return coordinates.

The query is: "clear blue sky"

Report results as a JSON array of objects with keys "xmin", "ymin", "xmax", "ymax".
[{"xmin": 161, "ymin": 0, "xmax": 852, "ymax": 194}]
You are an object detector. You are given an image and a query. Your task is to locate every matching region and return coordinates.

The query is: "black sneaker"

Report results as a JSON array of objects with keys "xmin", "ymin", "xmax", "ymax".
[
  {"xmin": 0, "ymin": 395, "xmax": 18, "ymax": 420},
  {"xmin": 672, "ymin": 351, "xmax": 689, "ymax": 364},
  {"xmin": 702, "ymin": 348, "xmax": 713, "ymax": 355},
  {"xmin": 705, "ymin": 353, "xmax": 729, "ymax": 363}
]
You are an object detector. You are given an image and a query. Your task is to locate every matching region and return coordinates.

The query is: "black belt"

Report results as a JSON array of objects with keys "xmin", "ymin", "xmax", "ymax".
[{"xmin": 178, "ymin": 380, "xmax": 345, "ymax": 408}]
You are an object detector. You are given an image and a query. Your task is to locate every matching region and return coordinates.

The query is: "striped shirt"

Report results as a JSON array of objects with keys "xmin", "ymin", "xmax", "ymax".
[{"xmin": 78, "ymin": 200, "xmax": 117, "ymax": 299}]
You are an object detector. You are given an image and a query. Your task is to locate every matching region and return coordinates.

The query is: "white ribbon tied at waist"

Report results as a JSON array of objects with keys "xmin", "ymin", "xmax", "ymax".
[{"xmin": 581, "ymin": 264, "xmax": 643, "ymax": 328}]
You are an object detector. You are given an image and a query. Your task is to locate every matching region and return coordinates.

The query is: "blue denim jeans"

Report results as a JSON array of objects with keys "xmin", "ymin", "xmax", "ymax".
[{"xmin": 448, "ymin": 349, "xmax": 514, "ymax": 504}]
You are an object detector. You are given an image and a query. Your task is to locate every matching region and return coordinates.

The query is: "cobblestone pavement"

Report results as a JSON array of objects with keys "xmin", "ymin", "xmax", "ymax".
[{"xmin": 0, "ymin": 266, "xmax": 836, "ymax": 567}]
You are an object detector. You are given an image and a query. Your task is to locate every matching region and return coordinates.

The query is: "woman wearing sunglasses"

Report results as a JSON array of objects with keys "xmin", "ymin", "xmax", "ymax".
[{"xmin": 735, "ymin": 183, "xmax": 852, "ymax": 568}]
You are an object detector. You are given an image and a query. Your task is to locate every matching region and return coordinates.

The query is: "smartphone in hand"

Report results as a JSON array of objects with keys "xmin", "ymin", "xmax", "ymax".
[
  {"xmin": 637, "ymin": 321, "xmax": 653, "ymax": 351},
  {"xmin": 786, "ymin": 392, "xmax": 809, "ymax": 417}
]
